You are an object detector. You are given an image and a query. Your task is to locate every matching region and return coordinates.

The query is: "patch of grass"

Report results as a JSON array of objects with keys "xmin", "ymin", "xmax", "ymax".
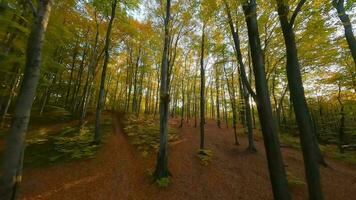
[
  {"xmin": 196, "ymin": 149, "xmax": 213, "ymax": 166},
  {"xmin": 123, "ymin": 114, "xmax": 179, "ymax": 156},
  {"xmin": 287, "ymin": 171, "xmax": 305, "ymax": 187}
]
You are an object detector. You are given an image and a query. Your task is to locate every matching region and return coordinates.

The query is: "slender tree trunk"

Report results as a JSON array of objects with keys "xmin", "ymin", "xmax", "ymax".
[
  {"xmin": 223, "ymin": 65, "xmax": 239, "ymax": 145},
  {"xmin": 243, "ymin": 83, "xmax": 256, "ymax": 152},
  {"xmin": 154, "ymin": 0, "xmax": 171, "ymax": 180},
  {"xmin": 65, "ymin": 43, "xmax": 78, "ymax": 107},
  {"xmin": 337, "ymin": 84, "xmax": 345, "ymax": 153},
  {"xmin": 180, "ymin": 74, "xmax": 185, "ymax": 128},
  {"xmin": 94, "ymin": 0, "xmax": 117, "ymax": 143},
  {"xmin": 224, "ymin": 0, "xmax": 255, "ymax": 150},
  {"xmin": 132, "ymin": 48, "xmax": 141, "ymax": 113},
  {"xmin": 0, "ymin": 1, "xmax": 53, "ymax": 199},
  {"xmin": 199, "ymin": 22, "xmax": 206, "ymax": 150},
  {"xmin": 193, "ymin": 68, "xmax": 197, "ymax": 128},
  {"xmin": 81, "ymin": 17, "xmax": 101, "ymax": 123},
  {"xmin": 223, "ymin": 87, "xmax": 228, "ymax": 128},
  {"xmin": 242, "ymin": 1, "xmax": 290, "ymax": 199},
  {"xmin": 214, "ymin": 65, "xmax": 221, "ymax": 128},
  {"xmin": 154, "ymin": 69, "xmax": 160, "ymax": 117}
]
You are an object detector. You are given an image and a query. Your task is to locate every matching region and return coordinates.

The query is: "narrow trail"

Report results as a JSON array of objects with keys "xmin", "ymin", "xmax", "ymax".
[{"xmin": 20, "ymin": 115, "xmax": 356, "ymax": 200}]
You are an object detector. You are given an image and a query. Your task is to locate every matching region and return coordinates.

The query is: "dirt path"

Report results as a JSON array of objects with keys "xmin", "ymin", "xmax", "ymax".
[{"xmin": 20, "ymin": 116, "xmax": 356, "ymax": 200}]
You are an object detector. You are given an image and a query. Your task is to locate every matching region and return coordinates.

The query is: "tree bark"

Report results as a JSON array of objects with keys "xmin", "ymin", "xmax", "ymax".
[
  {"xmin": 154, "ymin": 0, "xmax": 171, "ymax": 180},
  {"xmin": 214, "ymin": 64, "xmax": 221, "ymax": 128},
  {"xmin": 0, "ymin": 1, "xmax": 53, "ymax": 199},
  {"xmin": 276, "ymin": 2, "xmax": 323, "ymax": 199},
  {"xmin": 223, "ymin": 64, "xmax": 239, "ymax": 145},
  {"xmin": 94, "ymin": 0, "xmax": 118, "ymax": 143},
  {"xmin": 242, "ymin": 1, "xmax": 290, "ymax": 199},
  {"xmin": 333, "ymin": 0, "xmax": 356, "ymax": 67},
  {"xmin": 224, "ymin": 0, "xmax": 255, "ymax": 150},
  {"xmin": 200, "ymin": 22, "xmax": 206, "ymax": 150}
]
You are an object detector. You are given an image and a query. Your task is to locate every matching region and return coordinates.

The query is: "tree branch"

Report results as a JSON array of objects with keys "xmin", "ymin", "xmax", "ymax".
[{"xmin": 289, "ymin": 0, "xmax": 307, "ymax": 28}]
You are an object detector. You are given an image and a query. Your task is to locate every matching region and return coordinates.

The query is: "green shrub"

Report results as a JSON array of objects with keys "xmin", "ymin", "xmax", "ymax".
[
  {"xmin": 286, "ymin": 171, "xmax": 305, "ymax": 187},
  {"xmin": 52, "ymin": 126, "xmax": 99, "ymax": 160},
  {"xmin": 196, "ymin": 149, "xmax": 213, "ymax": 166},
  {"xmin": 156, "ymin": 177, "xmax": 170, "ymax": 187}
]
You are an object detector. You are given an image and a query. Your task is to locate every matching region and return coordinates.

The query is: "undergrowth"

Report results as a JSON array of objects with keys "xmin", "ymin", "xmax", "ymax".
[
  {"xmin": 196, "ymin": 149, "xmax": 213, "ymax": 166},
  {"xmin": 123, "ymin": 114, "xmax": 179, "ymax": 156},
  {"xmin": 156, "ymin": 177, "xmax": 170, "ymax": 187},
  {"xmin": 280, "ymin": 133, "xmax": 356, "ymax": 165},
  {"xmin": 286, "ymin": 171, "xmax": 305, "ymax": 187},
  {"xmin": 22, "ymin": 117, "xmax": 112, "ymax": 168}
]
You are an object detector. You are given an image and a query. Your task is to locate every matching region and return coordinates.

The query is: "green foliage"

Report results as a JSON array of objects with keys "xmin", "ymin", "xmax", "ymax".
[
  {"xmin": 155, "ymin": 177, "xmax": 170, "ymax": 188},
  {"xmin": 286, "ymin": 171, "xmax": 305, "ymax": 187},
  {"xmin": 279, "ymin": 134, "xmax": 301, "ymax": 149},
  {"xmin": 52, "ymin": 126, "xmax": 99, "ymax": 160},
  {"xmin": 320, "ymin": 145, "xmax": 356, "ymax": 165},
  {"xmin": 123, "ymin": 114, "xmax": 179, "ymax": 156},
  {"xmin": 30, "ymin": 106, "xmax": 72, "ymax": 125},
  {"xmin": 21, "ymin": 116, "xmax": 112, "ymax": 168},
  {"xmin": 196, "ymin": 149, "xmax": 213, "ymax": 166},
  {"xmin": 280, "ymin": 133, "xmax": 356, "ymax": 165}
]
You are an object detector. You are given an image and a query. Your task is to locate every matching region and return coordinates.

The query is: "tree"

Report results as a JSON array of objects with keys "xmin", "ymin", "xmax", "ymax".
[
  {"xmin": 94, "ymin": 0, "xmax": 118, "ymax": 143},
  {"xmin": 199, "ymin": 22, "xmax": 206, "ymax": 150},
  {"xmin": 223, "ymin": 0, "xmax": 256, "ymax": 151},
  {"xmin": 242, "ymin": 0, "xmax": 290, "ymax": 199},
  {"xmin": 0, "ymin": 0, "xmax": 54, "ymax": 199},
  {"xmin": 275, "ymin": 1, "xmax": 324, "ymax": 199},
  {"xmin": 154, "ymin": 0, "xmax": 171, "ymax": 180}
]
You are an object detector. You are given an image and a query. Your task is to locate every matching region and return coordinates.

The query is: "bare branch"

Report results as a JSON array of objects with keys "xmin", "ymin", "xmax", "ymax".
[{"xmin": 289, "ymin": 0, "xmax": 307, "ymax": 28}]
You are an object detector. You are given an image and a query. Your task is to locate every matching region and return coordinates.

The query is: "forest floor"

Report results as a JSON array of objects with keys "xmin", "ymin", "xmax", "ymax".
[{"xmin": 12, "ymin": 113, "xmax": 356, "ymax": 200}]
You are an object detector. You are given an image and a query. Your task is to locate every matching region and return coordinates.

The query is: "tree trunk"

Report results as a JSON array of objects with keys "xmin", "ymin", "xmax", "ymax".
[
  {"xmin": 242, "ymin": 1, "xmax": 290, "ymax": 199},
  {"xmin": 65, "ymin": 42, "xmax": 78, "ymax": 107},
  {"xmin": 214, "ymin": 64, "xmax": 221, "ymax": 128},
  {"xmin": 337, "ymin": 84, "xmax": 345, "ymax": 153},
  {"xmin": 94, "ymin": 0, "xmax": 118, "ymax": 143},
  {"xmin": 200, "ymin": 22, "xmax": 206, "ymax": 150},
  {"xmin": 0, "ymin": 1, "xmax": 53, "ymax": 199},
  {"xmin": 223, "ymin": 64, "xmax": 239, "ymax": 145},
  {"xmin": 132, "ymin": 48, "xmax": 141, "ymax": 113},
  {"xmin": 154, "ymin": 0, "xmax": 171, "ymax": 180},
  {"xmin": 224, "ymin": 0, "xmax": 255, "ymax": 150},
  {"xmin": 276, "ymin": 2, "xmax": 323, "ymax": 199},
  {"xmin": 333, "ymin": 0, "xmax": 356, "ymax": 67}
]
